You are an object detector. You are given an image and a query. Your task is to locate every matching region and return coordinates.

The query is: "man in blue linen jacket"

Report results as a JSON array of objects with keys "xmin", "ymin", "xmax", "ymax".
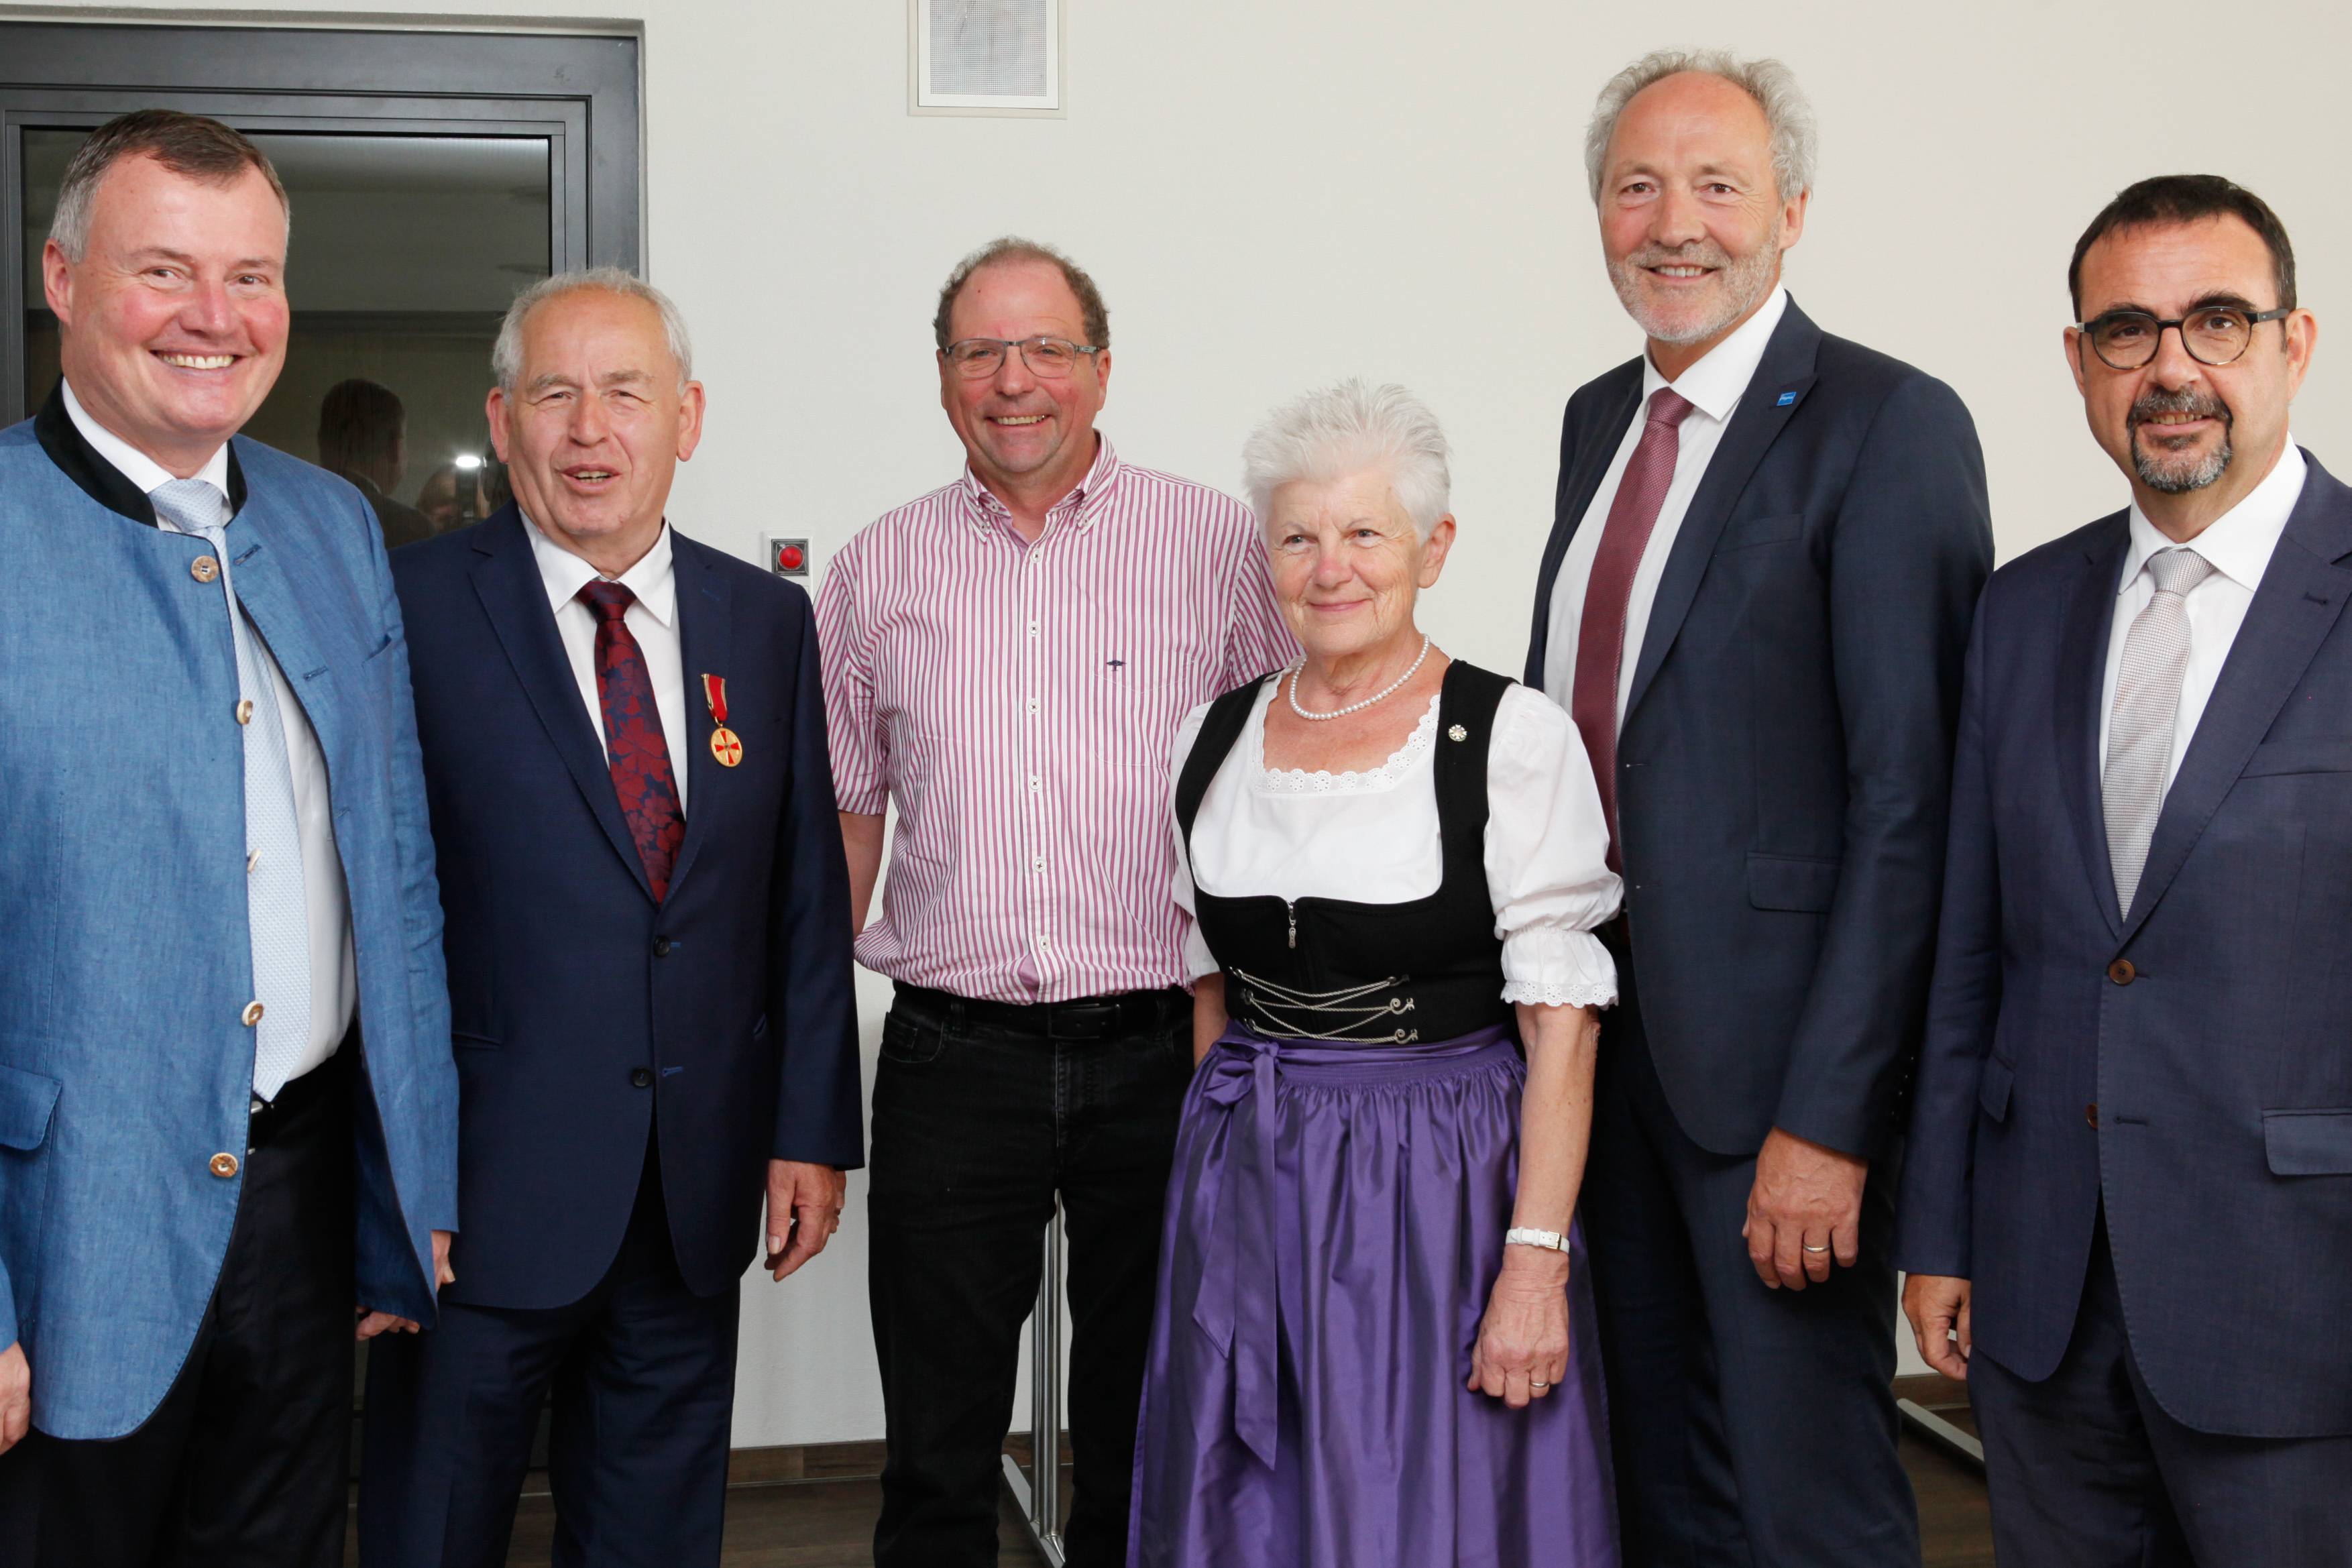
[
  {"xmin": 0, "ymin": 111, "xmax": 457, "ymax": 1567},
  {"xmin": 359, "ymin": 270, "xmax": 862, "ymax": 1567},
  {"xmin": 1525, "ymin": 52, "xmax": 1992, "ymax": 1567},
  {"xmin": 1899, "ymin": 176, "xmax": 2352, "ymax": 1567}
]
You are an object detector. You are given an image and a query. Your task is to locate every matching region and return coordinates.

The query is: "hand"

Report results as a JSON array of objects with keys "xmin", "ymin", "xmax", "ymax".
[
  {"xmin": 765, "ymin": 1160, "xmax": 847, "ymax": 1281},
  {"xmin": 1743, "ymin": 1127, "xmax": 1866, "ymax": 1290},
  {"xmin": 1465, "ymin": 1247, "xmax": 1571, "ymax": 1410},
  {"xmin": 0, "ymin": 1341, "xmax": 28, "ymax": 1455},
  {"xmin": 1903, "ymin": 1274, "xmax": 1972, "ymax": 1380},
  {"xmin": 355, "ymin": 1229, "xmax": 456, "ymax": 1340}
]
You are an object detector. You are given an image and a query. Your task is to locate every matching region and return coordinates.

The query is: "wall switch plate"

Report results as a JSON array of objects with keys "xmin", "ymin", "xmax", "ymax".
[{"xmin": 766, "ymin": 536, "xmax": 810, "ymax": 577}]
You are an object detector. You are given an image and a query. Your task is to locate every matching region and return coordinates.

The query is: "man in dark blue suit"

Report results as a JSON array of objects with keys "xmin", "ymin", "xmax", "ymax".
[
  {"xmin": 358, "ymin": 270, "xmax": 863, "ymax": 1567},
  {"xmin": 1899, "ymin": 178, "xmax": 2351, "ymax": 1567},
  {"xmin": 1526, "ymin": 52, "xmax": 1991, "ymax": 1567}
]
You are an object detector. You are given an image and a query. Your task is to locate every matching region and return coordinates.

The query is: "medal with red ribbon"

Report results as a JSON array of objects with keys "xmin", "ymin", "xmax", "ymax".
[{"xmin": 702, "ymin": 673, "xmax": 742, "ymax": 767}]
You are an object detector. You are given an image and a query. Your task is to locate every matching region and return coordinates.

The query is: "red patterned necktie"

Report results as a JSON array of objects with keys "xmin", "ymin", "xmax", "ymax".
[
  {"xmin": 1570, "ymin": 386, "xmax": 1695, "ymax": 869},
  {"xmin": 577, "ymin": 581, "xmax": 684, "ymax": 900}
]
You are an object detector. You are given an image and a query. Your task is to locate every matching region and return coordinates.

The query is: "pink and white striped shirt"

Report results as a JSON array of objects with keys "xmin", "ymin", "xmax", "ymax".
[{"xmin": 818, "ymin": 435, "xmax": 1296, "ymax": 1003}]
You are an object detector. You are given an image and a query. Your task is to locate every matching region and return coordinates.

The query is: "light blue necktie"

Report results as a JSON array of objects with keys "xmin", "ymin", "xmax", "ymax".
[{"xmin": 152, "ymin": 478, "xmax": 312, "ymax": 1100}]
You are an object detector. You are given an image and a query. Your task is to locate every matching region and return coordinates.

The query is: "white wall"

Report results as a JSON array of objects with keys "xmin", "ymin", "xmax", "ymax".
[{"xmin": 24, "ymin": 0, "xmax": 2349, "ymax": 1442}]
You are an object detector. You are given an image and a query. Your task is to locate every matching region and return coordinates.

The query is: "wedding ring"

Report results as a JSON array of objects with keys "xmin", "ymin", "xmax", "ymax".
[
  {"xmin": 1802, "ymin": 1243, "xmax": 1830, "ymax": 1253},
  {"xmin": 1530, "ymin": 1379, "xmax": 1551, "ymax": 1390}
]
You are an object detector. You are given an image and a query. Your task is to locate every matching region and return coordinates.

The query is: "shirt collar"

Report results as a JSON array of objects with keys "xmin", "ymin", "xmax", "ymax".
[
  {"xmin": 62, "ymin": 378, "xmax": 232, "ymax": 502},
  {"xmin": 2120, "ymin": 440, "xmax": 2307, "ymax": 597},
  {"xmin": 958, "ymin": 432, "xmax": 1124, "ymax": 537},
  {"xmin": 1639, "ymin": 284, "xmax": 1791, "ymax": 424},
  {"xmin": 522, "ymin": 509, "xmax": 677, "ymax": 627}
]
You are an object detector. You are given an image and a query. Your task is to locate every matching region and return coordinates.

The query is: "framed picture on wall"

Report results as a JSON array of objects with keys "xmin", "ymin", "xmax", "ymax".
[{"xmin": 911, "ymin": 0, "xmax": 1062, "ymax": 116}]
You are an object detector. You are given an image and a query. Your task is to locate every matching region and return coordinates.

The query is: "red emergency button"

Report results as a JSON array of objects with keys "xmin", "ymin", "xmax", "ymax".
[{"xmin": 777, "ymin": 544, "xmax": 805, "ymax": 571}]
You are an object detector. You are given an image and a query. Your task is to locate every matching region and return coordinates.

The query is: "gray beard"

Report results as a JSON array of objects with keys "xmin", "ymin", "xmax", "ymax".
[
  {"xmin": 1609, "ymin": 239, "xmax": 1782, "ymax": 347},
  {"xmin": 2131, "ymin": 405, "xmax": 2234, "ymax": 494}
]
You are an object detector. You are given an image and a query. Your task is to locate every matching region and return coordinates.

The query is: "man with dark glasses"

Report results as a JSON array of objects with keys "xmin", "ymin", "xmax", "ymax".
[{"xmin": 1901, "ymin": 175, "xmax": 2349, "ymax": 1568}]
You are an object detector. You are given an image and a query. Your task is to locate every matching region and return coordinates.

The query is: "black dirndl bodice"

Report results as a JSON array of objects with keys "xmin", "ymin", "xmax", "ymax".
[{"xmin": 1173, "ymin": 660, "xmax": 1516, "ymax": 1045}]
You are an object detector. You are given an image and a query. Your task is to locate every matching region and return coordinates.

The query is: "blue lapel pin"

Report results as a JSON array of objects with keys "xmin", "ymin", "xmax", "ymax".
[{"xmin": 1775, "ymin": 390, "xmax": 1797, "ymax": 407}]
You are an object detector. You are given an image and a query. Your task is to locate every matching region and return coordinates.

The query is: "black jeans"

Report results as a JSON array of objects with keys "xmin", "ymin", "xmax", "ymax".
[
  {"xmin": 867, "ymin": 983, "xmax": 1193, "ymax": 1568},
  {"xmin": 0, "ymin": 1051, "xmax": 355, "ymax": 1568}
]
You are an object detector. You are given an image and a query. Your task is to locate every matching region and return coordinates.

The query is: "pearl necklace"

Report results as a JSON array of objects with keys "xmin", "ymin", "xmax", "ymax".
[{"xmin": 1286, "ymin": 634, "xmax": 1433, "ymax": 722}]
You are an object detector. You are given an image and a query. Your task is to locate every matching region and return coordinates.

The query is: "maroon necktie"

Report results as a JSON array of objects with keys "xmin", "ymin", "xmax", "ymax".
[
  {"xmin": 1570, "ymin": 386, "xmax": 1695, "ymax": 867},
  {"xmin": 577, "ymin": 581, "xmax": 684, "ymax": 900}
]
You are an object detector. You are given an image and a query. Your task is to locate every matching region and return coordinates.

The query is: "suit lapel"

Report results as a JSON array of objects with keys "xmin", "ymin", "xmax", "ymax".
[
  {"xmin": 1623, "ymin": 304, "xmax": 1822, "ymax": 723},
  {"xmin": 1526, "ymin": 368, "xmax": 1640, "ymax": 687},
  {"xmin": 2120, "ymin": 455, "xmax": 2352, "ymax": 941},
  {"xmin": 221, "ymin": 488, "xmax": 343, "ymax": 767},
  {"xmin": 664, "ymin": 535, "xmax": 732, "ymax": 899},
  {"xmin": 2058, "ymin": 519, "xmax": 2131, "ymax": 937},
  {"xmin": 469, "ymin": 508, "xmax": 653, "ymax": 901}
]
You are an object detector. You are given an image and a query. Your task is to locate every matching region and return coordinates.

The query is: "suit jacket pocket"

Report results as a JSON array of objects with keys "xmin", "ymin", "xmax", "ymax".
[
  {"xmin": 1720, "ymin": 511, "xmax": 1804, "ymax": 551},
  {"xmin": 1976, "ymin": 1056, "xmax": 2015, "ymax": 1123},
  {"xmin": 2263, "ymin": 1109, "xmax": 2352, "ymax": 1174},
  {"xmin": 1746, "ymin": 852, "xmax": 1841, "ymax": 912},
  {"xmin": 0, "ymin": 1063, "xmax": 60, "ymax": 1150},
  {"xmin": 2242, "ymin": 739, "xmax": 2352, "ymax": 777}
]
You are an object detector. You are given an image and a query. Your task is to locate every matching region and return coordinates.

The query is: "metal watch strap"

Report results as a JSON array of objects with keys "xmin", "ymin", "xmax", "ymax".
[{"xmin": 1504, "ymin": 1226, "xmax": 1569, "ymax": 1252}]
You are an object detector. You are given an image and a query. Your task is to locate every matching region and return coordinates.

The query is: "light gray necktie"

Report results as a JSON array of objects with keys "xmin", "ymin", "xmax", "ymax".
[
  {"xmin": 152, "ymin": 478, "xmax": 312, "ymax": 1099},
  {"xmin": 2102, "ymin": 545, "xmax": 2217, "ymax": 915}
]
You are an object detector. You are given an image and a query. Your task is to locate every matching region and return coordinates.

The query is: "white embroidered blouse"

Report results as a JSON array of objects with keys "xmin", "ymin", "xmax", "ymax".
[{"xmin": 1168, "ymin": 678, "xmax": 1622, "ymax": 1009}]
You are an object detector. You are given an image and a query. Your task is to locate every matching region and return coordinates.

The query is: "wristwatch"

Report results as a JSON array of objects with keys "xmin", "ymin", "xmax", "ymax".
[{"xmin": 1504, "ymin": 1227, "xmax": 1570, "ymax": 1253}]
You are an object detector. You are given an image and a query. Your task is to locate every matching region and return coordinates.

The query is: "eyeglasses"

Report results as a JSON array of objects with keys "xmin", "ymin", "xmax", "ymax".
[
  {"xmin": 942, "ymin": 336, "xmax": 1100, "ymax": 379},
  {"xmin": 2074, "ymin": 305, "xmax": 2292, "ymax": 370}
]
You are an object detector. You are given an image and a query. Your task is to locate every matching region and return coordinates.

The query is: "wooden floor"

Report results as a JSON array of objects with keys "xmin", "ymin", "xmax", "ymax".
[{"xmin": 347, "ymin": 1425, "xmax": 1992, "ymax": 1565}]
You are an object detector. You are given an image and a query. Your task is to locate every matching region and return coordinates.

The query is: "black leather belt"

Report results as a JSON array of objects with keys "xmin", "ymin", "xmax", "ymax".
[{"xmin": 893, "ymin": 982, "xmax": 1187, "ymax": 1041}]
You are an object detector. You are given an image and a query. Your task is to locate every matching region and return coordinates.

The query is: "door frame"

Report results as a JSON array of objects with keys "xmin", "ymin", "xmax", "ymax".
[{"xmin": 0, "ymin": 20, "xmax": 641, "ymax": 425}]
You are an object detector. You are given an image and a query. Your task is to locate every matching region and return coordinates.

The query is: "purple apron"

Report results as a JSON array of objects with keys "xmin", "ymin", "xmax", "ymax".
[{"xmin": 1127, "ymin": 1021, "xmax": 1618, "ymax": 1567}]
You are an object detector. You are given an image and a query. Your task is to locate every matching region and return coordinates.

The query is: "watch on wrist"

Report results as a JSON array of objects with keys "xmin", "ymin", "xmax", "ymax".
[{"xmin": 1504, "ymin": 1226, "xmax": 1570, "ymax": 1253}]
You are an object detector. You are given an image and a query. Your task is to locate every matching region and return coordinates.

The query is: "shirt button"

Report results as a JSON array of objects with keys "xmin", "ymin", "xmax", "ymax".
[
  {"xmin": 1031, "ymin": 857, "xmax": 1046, "ymax": 871},
  {"xmin": 1029, "ymin": 777, "xmax": 1041, "ymax": 791},
  {"xmin": 630, "ymin": 1067, "xmax": 653, "ymax": 1088},
  {"xmin": 246, "ymin": 849, "xmax": 260, "ymax": 875},
  {"xmin": 1037, "ymin": 934, "xmax": 1050, "ymax": 947},
  {"xmin": 209, "ymin": 1152, "xmax": 240, "ymax": 1178},
  {"xmin": 241, "ymin": 1001, "xmax": 266, "ymax": 1027},
  {"xmin": 2107, "ymin": 959, "xmax": 2137, "ymax": 986},
  {"xmin": 191, "ymin": 555, "xmax": 220, "ymax": 583},
  {"xmin": 235, "ymin": 699, "xmax": 254, "ymax": 725},
  {"xmin": 1027, "ymin": 699, "xmax": 1039, "ymax": 714}
]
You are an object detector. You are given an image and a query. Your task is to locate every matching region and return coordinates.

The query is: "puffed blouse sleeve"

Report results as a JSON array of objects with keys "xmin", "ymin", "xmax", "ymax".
[
  {"xmin": 1168, "ymin": 702, "xmax": 1220, "ymax": 983},
  {"xmin": 1487, "ymin": 685, "xmax": 1622, "ymax": 1009}
]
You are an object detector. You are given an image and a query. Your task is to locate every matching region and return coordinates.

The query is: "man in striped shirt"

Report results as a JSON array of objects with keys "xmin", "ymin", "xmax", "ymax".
[{"xmin": 817, "ymin": 237, "xmax": 1293, "ymax": 1568}]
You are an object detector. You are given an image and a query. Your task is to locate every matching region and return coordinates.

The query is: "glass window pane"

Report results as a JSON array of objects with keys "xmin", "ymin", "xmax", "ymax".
[{"xmin": 21, "ymin": 129, "xmax": 550, "ymax": 539}]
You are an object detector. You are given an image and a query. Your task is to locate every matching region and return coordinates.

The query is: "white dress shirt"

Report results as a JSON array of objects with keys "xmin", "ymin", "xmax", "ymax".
[
  {"xmin": 1170, "ymin": 682, "xmax": 1623, "ymax": 1007},
  {"xmin": 1543, "ymin": 286, "xmax": 1791, "ymax": 718},
  {"xmin": 524, "ymin": 513, "xmax": 692, "ymax": 811},
  {"xmin": 64, "ymin": 380, "xmax": 357, "ymax": 1080},
  {"xmin": 2098, "ymin": 441, "xmax": 2306, "ymax": 794}
]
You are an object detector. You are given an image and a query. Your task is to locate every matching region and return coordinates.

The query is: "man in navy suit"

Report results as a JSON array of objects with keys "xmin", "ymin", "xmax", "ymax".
[
  {"xmin": 357, "ymin": 270, "xmax": 863, "ymax": 1567},
  {"xmin": 1524, "ymin": 52, "xmax": 1991, "ymax": 1566},
  {"xmin": 1899, "ymin": 177, "xmax": 2351, "ymax": 1567}
]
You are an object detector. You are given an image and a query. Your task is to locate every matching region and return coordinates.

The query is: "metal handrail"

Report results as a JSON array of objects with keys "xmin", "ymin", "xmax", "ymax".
[{"xmin": 999, "ymin": 1203, "xmax": 1067, "ymax": 1565}]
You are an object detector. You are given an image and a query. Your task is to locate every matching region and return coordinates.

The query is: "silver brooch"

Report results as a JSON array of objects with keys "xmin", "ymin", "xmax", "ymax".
[{"xmin": 1447, "ymin": 724, "xmax": 1468, "ymax": 742}]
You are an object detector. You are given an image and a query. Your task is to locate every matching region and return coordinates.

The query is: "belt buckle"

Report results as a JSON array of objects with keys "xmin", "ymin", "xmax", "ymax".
[{"xmin": 1049, "ymin": 999, "xmax": 1121, "ymax": 1039}]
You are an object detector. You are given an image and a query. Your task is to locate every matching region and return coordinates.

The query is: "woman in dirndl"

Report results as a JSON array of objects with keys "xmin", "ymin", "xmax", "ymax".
[{"xmin": 1127, "ymin": 380, "xmax": 1621, "ymax": 1568}]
